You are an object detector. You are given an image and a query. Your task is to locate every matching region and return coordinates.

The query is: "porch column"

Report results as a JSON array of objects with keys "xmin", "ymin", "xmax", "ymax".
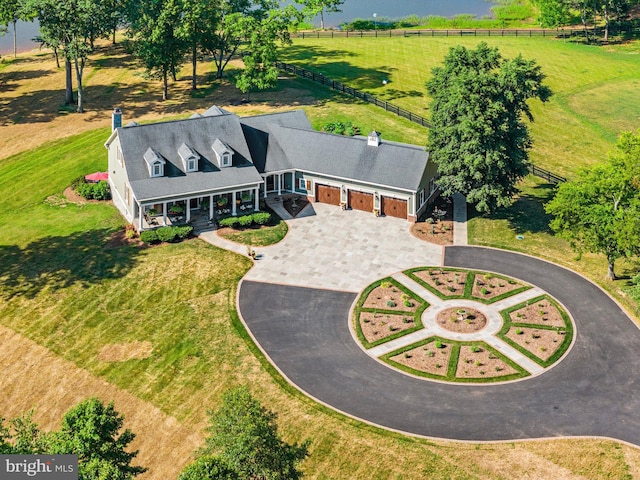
[
  {"xmin": 254, "ymin": 187, "xmax": 260, "ymax": 211},
  {"xmin": 232, "ymin": 191, "xmax": 237, "ymax": 216},
  {"xmin": 163, "ymin": 202, "xmax": 167, "ymax": 226},
  {"xmin": 209, "ymin": 194, "xmax": 214, "ymax": 220},
  {"xmin": 277, "ymin": 174, "xmax": 282, "ymax": 195},
  {"xmin": 138, "ymin": 202, "xmax": 143, "ymax": 231},
  {"xmin": 186, "ymin": 198, "xmax": 191, "ymax": 223},
  {"xmin": 263, "ymin": 178, "xmax": 267, "ymax": 198}
]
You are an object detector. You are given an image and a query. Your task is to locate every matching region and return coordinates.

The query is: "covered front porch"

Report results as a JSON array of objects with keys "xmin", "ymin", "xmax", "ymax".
[{"xmin": 135, "ymin": 187, "xmax": 261, "ymax": 231}]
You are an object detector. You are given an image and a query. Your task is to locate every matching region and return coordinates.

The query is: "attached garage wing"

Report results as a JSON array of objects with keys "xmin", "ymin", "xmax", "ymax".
[
  {"xmin": 381, "ymin": 196, "xmax": 407, "ymax": 219},
  {"xmin": 348, "ymin": 190, "xmax": 374, "ymax": 212},
  {"xmin": 316, "ymin": 184, "xmax": 341, "ymax": 206}
]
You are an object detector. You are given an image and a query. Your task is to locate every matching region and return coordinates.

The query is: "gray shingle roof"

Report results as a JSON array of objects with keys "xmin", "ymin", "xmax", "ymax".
[
  {"xmin": 268, "ymin": 126, "xmax": 429, "ymax": 191},
  {"xmin": 117, "ymin": 114, "xmax": 263, "ymax": 202}
]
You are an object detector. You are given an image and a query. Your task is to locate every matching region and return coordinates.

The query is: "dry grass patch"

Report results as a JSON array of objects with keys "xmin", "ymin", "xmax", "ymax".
[
  {"xmin": 98, "ymin": 341, "xmax": 153, "ymax": 362},
  {"xmin": 0, "ymin": 325, "xmax": 200, "ymax": 479}
]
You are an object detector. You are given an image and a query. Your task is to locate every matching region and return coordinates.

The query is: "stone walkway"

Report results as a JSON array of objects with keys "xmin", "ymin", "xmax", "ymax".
[{"xmin": 452, "ymin": 193, "xmax": 468, "ymax": 246}]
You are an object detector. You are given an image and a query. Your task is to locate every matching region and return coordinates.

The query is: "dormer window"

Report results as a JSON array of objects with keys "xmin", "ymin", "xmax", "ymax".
[
  {"xmin": 144, "ymin": 147, "xmax": 166, "ymax": 178},
  {"xmin": 178, "ymin": 142, "xmax": 199, "ymax": 173},
  {"xmin": 212, "ymin": 138, "xmax": 234, "ymax": 168}
]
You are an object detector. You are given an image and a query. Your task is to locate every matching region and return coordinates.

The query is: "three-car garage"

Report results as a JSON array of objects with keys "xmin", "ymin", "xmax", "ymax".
[{"xmin": 315, "ymin": 182, "xmax": 409, "ymax": 220}]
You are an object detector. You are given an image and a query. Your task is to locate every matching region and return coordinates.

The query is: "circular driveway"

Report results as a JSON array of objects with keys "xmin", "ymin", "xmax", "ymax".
[{"xmin": 232, "ymin": 205, "xmax": 640, "ymax": 445}]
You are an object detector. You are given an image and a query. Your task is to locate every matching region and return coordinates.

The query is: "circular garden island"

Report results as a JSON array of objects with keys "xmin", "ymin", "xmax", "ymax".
[{"xmin": 351, "ymin": 267, "xmax": 574, "ymax": 384}]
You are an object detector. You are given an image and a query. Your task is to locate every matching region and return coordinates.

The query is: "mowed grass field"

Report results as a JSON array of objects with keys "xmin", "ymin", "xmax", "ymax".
[
  {"xmin": 280, "ymin": 36, "xmax": 640, "ymax": 314},
  {"xmin": 280, "ymin": 36, "xmax": 640, "ymax": 178},
  {"xmin": 2, "ymin": 36, "xmax": 640, "ymax": 478}
]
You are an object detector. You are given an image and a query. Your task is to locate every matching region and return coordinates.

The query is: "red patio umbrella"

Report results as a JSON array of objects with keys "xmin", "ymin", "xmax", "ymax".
[{"xmin": 84, "ymin": 172, "xmax": 109, "ymax": 182}]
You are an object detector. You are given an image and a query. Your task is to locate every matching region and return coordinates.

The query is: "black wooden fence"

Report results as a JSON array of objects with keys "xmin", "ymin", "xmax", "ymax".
[
  {"xmin": 529, "ymin": 164, "xmax": 566, "ymax": 184},
  {"xmin": 291, "ymin": 25, "xmax": 638, "ymax": 40},
  {"xmin": 275, "ymin": 61, "xmax": 432, "ymax": 128},
  {"xmin": 276, "ymin": 61, "xmax": 567, "ymax": 184}
]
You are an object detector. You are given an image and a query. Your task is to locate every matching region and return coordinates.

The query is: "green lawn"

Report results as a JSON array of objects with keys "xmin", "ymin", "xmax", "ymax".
[
  {"xmin": 2, "ymin": 41, "xmax": 640, "ymax": 478},
  {"xmin": 217, "ymin": 208, "xmax": 289, "ymax": 246},
  {"xmin": 280, "ymin": 36, "xmax": 640, "ymax": 178}
]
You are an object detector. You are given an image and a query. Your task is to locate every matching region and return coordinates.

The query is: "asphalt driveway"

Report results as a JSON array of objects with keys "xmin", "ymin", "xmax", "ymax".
[{"xmin": 238, "ymin": 246, "xmax": 640, "ymax": 445}]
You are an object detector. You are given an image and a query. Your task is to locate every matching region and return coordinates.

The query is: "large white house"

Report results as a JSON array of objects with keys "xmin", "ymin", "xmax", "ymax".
[{"xmin": 105, "ymin": 106, "xmax": 439, "ymax": 230}]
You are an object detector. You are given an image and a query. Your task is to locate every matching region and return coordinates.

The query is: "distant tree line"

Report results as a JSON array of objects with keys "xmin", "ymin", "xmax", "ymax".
[{"xmin": 532, "ymin": 0, "xmax": 640, "ymax": 41}]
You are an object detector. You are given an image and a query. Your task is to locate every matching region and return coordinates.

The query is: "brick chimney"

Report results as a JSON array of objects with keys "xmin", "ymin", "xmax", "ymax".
[{"xmin": 112, "ymin": 108, "xmax": 122, "ymax": 131}]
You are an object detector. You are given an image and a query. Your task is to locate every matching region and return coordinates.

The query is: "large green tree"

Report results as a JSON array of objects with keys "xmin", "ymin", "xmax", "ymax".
[
  {"xmin": 203, "ymin": 386, "xmax": 310, "ymax": 480},
  {"xmin": 177, "ymin": 0, "xmax": 220, "ymax": 90},
  {"xmin": 1, "ymin": 399, "xmax": 145, "ymax": 478},
  {"xmin": 426, "ymin": 42, "xmax": 552, "ymax": 214},
  {"xmin": 177, "ymin": 456, "xmax": 238, "ymax": 480},
  {"xmin": 235, "ymin": 6, "xmax": 297, "ymax": 97},
  {"xmin": 546, "ymin": 131, "xmax": 640, "ymax": 280},
  {"xmin": 294, "ymin": 0, "xmax": 344, "ymax": 29},
  {"xmin": 128, "ymin": 0, "xmax": 188, "ymax": 100},
  {"xmin": 29, "ymin": 0, "xmax": 112, "ymax": 111},
  {"xmin": 49, "ymin": 398, "xmax": 146, "ymax": 479}
]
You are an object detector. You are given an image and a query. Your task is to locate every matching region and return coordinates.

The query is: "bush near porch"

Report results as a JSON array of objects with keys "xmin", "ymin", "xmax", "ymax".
[{"xmin": 217, "ymin": 208, "xmax": 287, "ymax": 247}]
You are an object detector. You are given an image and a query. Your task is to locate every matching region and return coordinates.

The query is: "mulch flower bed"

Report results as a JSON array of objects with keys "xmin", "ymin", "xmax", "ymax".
[
  {"xmin": 389, "ymin": 339, "xmax": 452, "ymax": 377},
  {"xmin": 412, "ymin": 269, "xmax": 467, "ymax": 297},
  {"xmin": 471, "ymin": 273, "xmax": 525, "ymax": 300},
  {"xmin": 505, "ymin": 326, "xmax": 566, "ymax": 362},
  {"xmin": 509, "ymin": 298, "xmax": 566, "ymax": 328},
  {"xmin": 455, "ymin": 345, "xmax": 518, "ymax": 379},
  {"xmin": 410, "ymin": 200, "xmax": 454, "ymax": 245},
  {"xmin": 437, "ymin": 307, "xmax": 487, "ymax": 334},
  {"xmin": 359, "ymin": 312, "xmax": 416, "ymax": 344},
  {"xmin": 361, "ymin": 283, "xmax": 420, "ymax": 313}
]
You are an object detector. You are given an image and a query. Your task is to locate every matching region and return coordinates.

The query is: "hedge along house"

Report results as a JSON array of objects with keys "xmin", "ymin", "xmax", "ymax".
[{"xmin": 105, "ymin": 106, "xmax": 439, "ymax": 231}]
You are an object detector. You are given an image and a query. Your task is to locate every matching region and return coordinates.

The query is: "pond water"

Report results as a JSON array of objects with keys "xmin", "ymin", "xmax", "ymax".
[{"xmin": 1, "ymin": 1, "xmax": 497, "ymax": 55}]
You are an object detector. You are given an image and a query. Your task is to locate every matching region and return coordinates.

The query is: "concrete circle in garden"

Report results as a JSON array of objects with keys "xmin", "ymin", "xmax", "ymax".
[
  {"xmin": 351, "ymin": 267, "xmax": 575, "ymax": 384},
  {"xmin": 436, "ymin": 307, "xmax": 487, "ymax": 334}
]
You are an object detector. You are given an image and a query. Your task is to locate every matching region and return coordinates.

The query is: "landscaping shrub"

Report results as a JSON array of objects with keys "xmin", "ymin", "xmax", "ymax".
[
  {"xmin": 238, "ymin": 215, "xmax": 253, "ymax": 227},
  {"xmin": 140, "ymin": 230, "xmax": 159, "ymax": 244},
  {"xmin": 174, "ymin": 225, "xmax": 193, "ymax": 239},
  {"xmin": 156, "ymin": 226, "xmax": 177, "ymax": 243},
  {"xmin": 252, "ymin": 212, "xmax": 271, "ymax": 225},
  {"xmin": 219, "ymin": 217, "xmax": 240, "ymax": 228},
  {"xmin": 75, "ymin": 181, "xmax": 110, "ymax": 200}
]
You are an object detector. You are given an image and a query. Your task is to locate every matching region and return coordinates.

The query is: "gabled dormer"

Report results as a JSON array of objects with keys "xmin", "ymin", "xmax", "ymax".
[
  {"xmin": 178, "ymin": 143, "xmax": 200, "ymax": 173},
  {"xmin": 212, "ymin": 138, "xmax": 233, "ymax": 168},
  {"xmin": 144, "ymin": 147, "xmax": 166, "ymax": 178}
]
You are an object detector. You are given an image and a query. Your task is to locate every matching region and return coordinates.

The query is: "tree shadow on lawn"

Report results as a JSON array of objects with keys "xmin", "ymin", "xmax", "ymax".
[
  {"xmin": 281, "ymin": 45, "xmax": 397, "ymax": 90},
  {"xmin": 469, "ymin": 183, "xmax": 556, "ymax": 235},
  {"xmin": 0, "ymin": 228, "xmax": 141, "ymax": 300}
]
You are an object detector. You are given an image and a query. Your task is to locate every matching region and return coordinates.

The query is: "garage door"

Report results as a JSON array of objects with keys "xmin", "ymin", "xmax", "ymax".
[
  {"xmin": 381, "ymin": 196, "xmax": 407, "ymax": 219},
  {"xmin": 316, "ymin": 184, "xmax": 341, "ymax": 206},
  {"xmin": 348, "ymin": 190, "xmax": 374, "ymax": 212}
]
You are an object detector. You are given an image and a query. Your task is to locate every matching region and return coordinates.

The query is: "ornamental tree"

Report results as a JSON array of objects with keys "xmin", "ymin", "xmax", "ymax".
[
  {"xmin": 426, "ymin": 42, "xmax": 552, "ymax": 214},
  {"xmin": 546, "ymin": 130, "xmax": 640, "ymax": 280}
]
